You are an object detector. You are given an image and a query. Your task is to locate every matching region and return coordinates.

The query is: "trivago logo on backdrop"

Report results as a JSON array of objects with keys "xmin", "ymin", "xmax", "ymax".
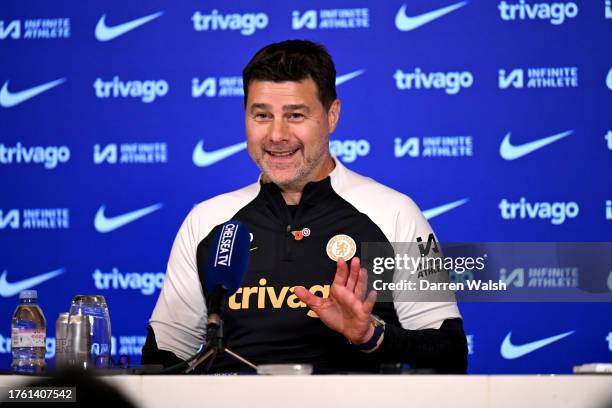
[
  {"xmin": 93, "ymin": 268, "xmax": 164, "ymax": 295},
  {"xmin": 0, "ymin": 143, "xmax": 70, "ymax": 169},
  {"xmin": 498, "ymin": 1, "xmax": 579, "ymax": 24},
  {"xmin": 499, "ymin": 198, "xmax": 579, "ymax": 225},
  {"xmin": 329, "ymin": 139, "xmax": 370, "ymax": 163},
  {"xmin": 192, "ymin": 9, "xmax": 269, "ymax": 35},
  {"xmin": 93, "ymin": 77, "xmax": 169, "ymax": 103},
  {"xmin": 394, "ymin": 68, "xmax": 474, "ymax": 94}
]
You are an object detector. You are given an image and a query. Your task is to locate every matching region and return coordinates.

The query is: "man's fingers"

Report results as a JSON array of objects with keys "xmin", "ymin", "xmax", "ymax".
[
  {"xmin": 345, "ymin": 257, "xmax": 361, "ymax": 293},
  {"xmin": 293, "ymin": 286, "xmax": 324, "ymax": 309},
  {"xmin": 363, "ymin": 290, "xmax": 377, "ymax": 315},
  {"xmin": 332, "ymin": 257, "xmax": 349, "ymax": 287},
  {"xmin": 354, "ymin": 267, "xmax": 367, "ymax": 300}
]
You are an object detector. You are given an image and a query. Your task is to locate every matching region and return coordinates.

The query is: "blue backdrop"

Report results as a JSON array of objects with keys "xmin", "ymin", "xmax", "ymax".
[{"xmin": 1, "ymin": 0, "xmax": 611, "ymax": 373}]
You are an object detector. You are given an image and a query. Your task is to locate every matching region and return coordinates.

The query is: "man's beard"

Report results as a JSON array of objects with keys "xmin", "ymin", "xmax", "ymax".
[{"xmin": 255, "ymin": 141, "xmax": 329, "ymax": 190}]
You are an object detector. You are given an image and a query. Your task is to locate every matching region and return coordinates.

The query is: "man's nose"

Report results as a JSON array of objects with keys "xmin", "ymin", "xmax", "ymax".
[{"xmin": 269, "ymin": 117, "xmax": 289, "ymax": 143}]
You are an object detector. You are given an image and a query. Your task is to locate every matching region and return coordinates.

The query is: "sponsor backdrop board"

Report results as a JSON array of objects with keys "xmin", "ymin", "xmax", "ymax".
[{"xmin": 1, "ymin": 0, "xmax": 611, "ymax": 373}]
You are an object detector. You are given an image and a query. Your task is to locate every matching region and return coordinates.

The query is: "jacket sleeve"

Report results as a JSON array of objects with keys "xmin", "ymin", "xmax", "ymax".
[
  {"xmin": 372, "ymin": 318, "xmax": 468, "ymax": 373},
  {"xmin": 146, "ymin": 208, "xmax": 208, "ymax": 361}
]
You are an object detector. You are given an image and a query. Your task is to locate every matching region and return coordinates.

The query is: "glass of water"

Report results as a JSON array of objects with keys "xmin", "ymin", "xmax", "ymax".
[{"xmin": 67, "ymin": 295, "xmax": 112, "ymax": 369}]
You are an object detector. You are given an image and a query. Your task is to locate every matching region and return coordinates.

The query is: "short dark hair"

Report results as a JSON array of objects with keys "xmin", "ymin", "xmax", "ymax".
[{"xmin": 242, "ymin": 39, "xmax": 337, "ymax": 110}]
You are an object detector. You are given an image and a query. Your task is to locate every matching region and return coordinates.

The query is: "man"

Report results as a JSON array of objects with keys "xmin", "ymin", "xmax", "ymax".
[{"xmin": 142, "ymin": 40, "xmax": 467, "ymax": 373}]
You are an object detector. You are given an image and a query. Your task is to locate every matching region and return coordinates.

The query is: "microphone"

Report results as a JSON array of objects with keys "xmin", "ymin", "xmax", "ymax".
[
  {"xmin": 161, "ymin": 220, "xmax": 251, "ymax": 374},
  {"xmin": 205, "ymin": 220, "xmax": 251, "ymax": 344}
]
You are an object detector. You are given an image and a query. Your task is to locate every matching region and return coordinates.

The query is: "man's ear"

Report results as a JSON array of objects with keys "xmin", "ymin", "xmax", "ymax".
[{"xmin": 327, "ymin": 99, "xmax": 341, "ymax": 133}]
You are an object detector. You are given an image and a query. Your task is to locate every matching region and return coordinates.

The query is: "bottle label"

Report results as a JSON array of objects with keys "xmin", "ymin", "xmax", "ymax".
[{"xmin": 11, "ymin": 328, "xmax": 45, "ymax": 348}]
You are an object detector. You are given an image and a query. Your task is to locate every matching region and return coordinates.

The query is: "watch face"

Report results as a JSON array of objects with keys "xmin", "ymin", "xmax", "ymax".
[{"xmin": 371, "ymin": 314, "xmax": 385, "ymax": 327}]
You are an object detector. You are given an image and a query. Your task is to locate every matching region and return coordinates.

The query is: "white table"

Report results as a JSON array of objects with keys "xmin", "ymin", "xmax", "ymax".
[{"xmin": 2, "ymin": 374, "xmax": 611, "ymax": 408}]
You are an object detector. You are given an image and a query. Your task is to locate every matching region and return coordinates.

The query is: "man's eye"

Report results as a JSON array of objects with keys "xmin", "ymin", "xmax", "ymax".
[
  {"xmin": 254, "ymin": 113, "xmax": 271, "ymax": 121},
  {"xmin": 288, "ymin": 113, "xmax": 305, "ymax": 121}
]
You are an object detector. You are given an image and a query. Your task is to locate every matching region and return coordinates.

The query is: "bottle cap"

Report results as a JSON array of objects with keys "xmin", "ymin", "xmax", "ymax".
[{"xmin": 19, "ymin": 290, "xmax": 38, "ymax": 300}]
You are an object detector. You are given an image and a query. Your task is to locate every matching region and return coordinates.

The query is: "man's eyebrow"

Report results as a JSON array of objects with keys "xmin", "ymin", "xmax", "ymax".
[
  {"xmin": 249, "ymin": 103, "xmax": 271, "ymax": 113},
  {"xmin": 283, "ymin": 104, "xmax": 310, "ymax": 113},
  {"xmin": 249, "ymin": 103, "xmax": 311, "ymax": 114}
]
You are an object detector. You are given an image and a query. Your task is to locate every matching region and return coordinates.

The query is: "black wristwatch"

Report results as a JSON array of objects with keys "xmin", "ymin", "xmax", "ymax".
[{"xmin": 350, "ymin": 314, "xmax": 386, "ymax": 352}]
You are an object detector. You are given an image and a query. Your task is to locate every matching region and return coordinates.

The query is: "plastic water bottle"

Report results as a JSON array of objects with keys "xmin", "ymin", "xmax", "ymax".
[{"xmin": 11, "ymin": 290, "xmax": 46, "ymax": 373}]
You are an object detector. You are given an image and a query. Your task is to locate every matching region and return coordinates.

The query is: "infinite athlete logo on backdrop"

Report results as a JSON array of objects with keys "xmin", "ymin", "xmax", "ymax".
[
  {"xmin": 192, "ymin": 77, "xmax": 243, "ymax": 98},
  {"xmin": 498, "ymin": 67, "xmax": 578, "ymax": 89},
  {"xmin": 499, "ymin": 267, "xmax": 578, "ymax": 289},
  {"xmin": 0, "ymin": 209, "xmax": 70, "ymax": 230},
  {"xmin": 0, "ymin": 18, "xmax": 70, "ymax": 40},
  {"xmin": 291, "ymin": 8, "xmax": 370, "ymax": 30},
  {"xmin": 394, "ymin": 136, "xmax": 473, "ymax": 158},
  {"xmin": 93, "ymin": 143, "xmax": 167, "ymax": 165}
]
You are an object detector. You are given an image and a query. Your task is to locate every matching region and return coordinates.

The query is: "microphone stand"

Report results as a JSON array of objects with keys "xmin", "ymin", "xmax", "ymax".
[{"xmin": 183, "ymin": 318, "xmax": 257, "ymax": 374}]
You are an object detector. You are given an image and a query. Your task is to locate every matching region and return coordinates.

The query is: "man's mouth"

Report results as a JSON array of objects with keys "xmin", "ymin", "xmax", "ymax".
[{"xmin": 266, "ymin": 149, "xmax": 299, "ymax": 158}]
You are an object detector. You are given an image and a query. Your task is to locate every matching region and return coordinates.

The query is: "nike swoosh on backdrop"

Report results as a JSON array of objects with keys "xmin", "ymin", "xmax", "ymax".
[
  {"xmin": 192, "ymin": 140, "xmax": 247, "ymax": 167},
  {"xmin": 423, "ymin": 198, "xmax": 469, "ymax": 220},
  {"xmin": 395, "ymin": 2, "xmax": 468, "ymax": 31},
  {"xmin": 500, "ymin": 330, "xmax": 574, "ymax": 359},
  {"xmin": 335, "ymin": 70, "xmax": 365, "ymax": 86},
  {"xmin": 0, "ymin": 269, "xmax": 65, "ymax": 297},
  {"xmin": 0, "ymin": 78, "xmax": 66, "ymax": 108},
  {"xmin": 95, "ymin": 11, "xmax": 164, "ymax": 42},
  {"xmin": 606, "ymin": 67, "xmax": 612, "ymax": 90},
  {"xmin": 499, "ymin": 130, "xmax": 573, "ymax": 160},
  {"xmin": 94, "ymin": 203, "xmax": 163, "ymax": 233}
]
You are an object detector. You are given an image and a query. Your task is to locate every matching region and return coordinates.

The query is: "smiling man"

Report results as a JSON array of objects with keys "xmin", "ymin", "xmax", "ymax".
[{"xmin": 142, "ymin": 40, "xmax": 468, "ymax": 373}]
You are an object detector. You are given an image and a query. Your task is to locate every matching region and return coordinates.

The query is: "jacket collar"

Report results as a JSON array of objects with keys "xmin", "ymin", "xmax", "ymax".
[{"xmin": 258, "ymin": 156, "xmax": 346, "ymax": 206}]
